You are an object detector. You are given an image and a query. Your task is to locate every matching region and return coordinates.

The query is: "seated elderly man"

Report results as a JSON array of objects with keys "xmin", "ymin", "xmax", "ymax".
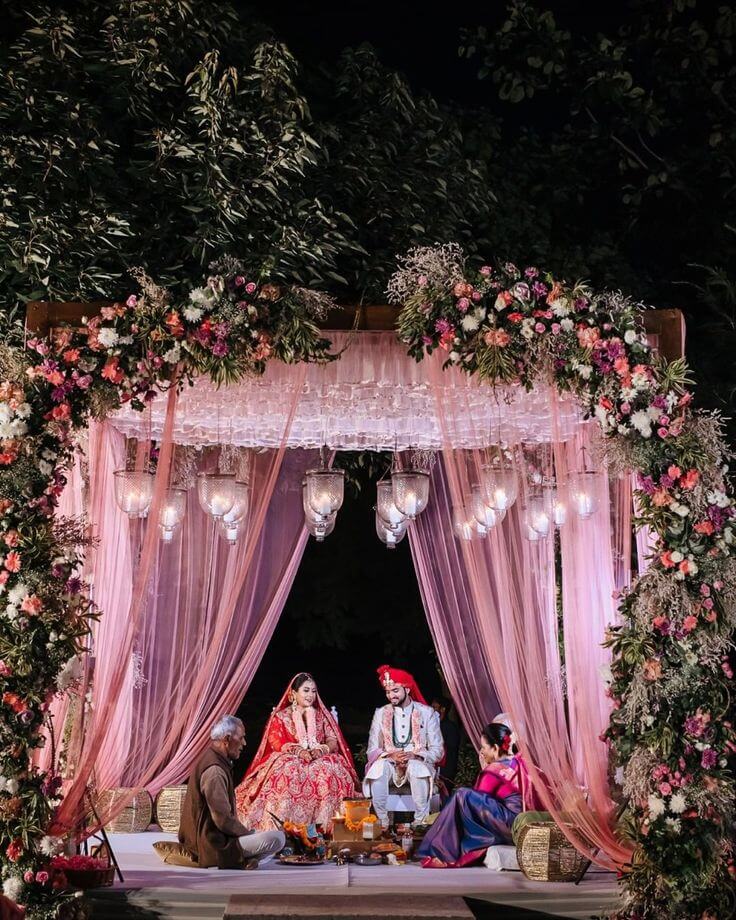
[{"xmin": 179, "ymin": 715, "xmax": 285, "ymax": 869}]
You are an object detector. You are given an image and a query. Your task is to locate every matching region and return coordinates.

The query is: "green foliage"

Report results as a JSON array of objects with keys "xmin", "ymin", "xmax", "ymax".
[{"xmin": 0, "ymin": 2, "xmax": 494, "ymax": 310}]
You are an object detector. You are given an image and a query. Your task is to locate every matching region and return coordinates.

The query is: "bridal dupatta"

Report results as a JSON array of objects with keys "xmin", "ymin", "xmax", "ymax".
[{"xmin": 235, "ymin": 677, "xmax": 358, "ymax": 830}]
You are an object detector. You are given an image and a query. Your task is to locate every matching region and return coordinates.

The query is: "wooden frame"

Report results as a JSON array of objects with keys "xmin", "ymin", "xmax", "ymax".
[{"xmin": 25, "ymin": 301, "xmax": 686, "ymax": 360}]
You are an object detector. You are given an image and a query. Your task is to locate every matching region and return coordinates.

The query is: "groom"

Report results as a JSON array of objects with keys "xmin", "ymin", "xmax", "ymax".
[{"xmin": 363, "ymin": 665, "xmax": 444, "ymax": 829}]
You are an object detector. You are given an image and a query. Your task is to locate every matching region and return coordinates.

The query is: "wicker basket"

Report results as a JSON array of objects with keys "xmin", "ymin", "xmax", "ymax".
[
  {"xmin": 155, "ymin": 785, "xmax": 188, "ymax": 834},
  {"xmin": 63, "ymin": 866, "xmax": 115, "ymax": 890},
  {"xmin": 516, "ymin": 821, "xmax": 588, "ymax": 882},
  {"xmin": 97, "ymin": 788, "xmax": 153, "ymax": 834}
]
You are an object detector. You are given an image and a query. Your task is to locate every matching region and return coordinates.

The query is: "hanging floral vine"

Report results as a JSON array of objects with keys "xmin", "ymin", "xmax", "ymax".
[
  {"xmin": 389, "ymin": 243, "xmax": 735, "ymax": 920},
  {"xmin": 0, "ymin": 262, "xmax": 335, "ymax": 917}
]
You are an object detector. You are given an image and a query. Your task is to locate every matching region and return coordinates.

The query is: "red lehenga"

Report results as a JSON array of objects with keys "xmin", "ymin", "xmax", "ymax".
[{"xmin": 235, "ymin": 680, "xmax": 359, "ymax": 831}]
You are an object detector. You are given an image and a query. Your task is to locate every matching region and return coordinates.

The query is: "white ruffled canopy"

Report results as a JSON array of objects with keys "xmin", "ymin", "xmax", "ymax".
[{"xmin": 110, "ymin": 331, "xmax": 584, "ymax": 449}]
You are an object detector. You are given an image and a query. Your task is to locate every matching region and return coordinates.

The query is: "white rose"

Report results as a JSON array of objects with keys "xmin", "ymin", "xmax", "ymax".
[
  {"xmin": 473, "ymin": 307, "xmax": 487, "ymax": 322},
  {"xmin": 494, "ymin": 294, "xmax": 508, "ymax": 311},
  {"xmin": 97, "ymin": 327, "xmax": 119, "ymax": 349},
  {"xmin": 624, "ymin": 329, "xmax": 637, "ymax": 345},
  {"xmin": 647, "ymin": 795, "xmax": 665, "ymax": 818},
  {"xmin": 670, "ymin": 551, "xmax": 684, "ymax": 563},
  {"xmin": 669, "ymin": 793, "xmax": 687, "ymax": 814},
  {"xmin": 184, "ymin": 305, "xmax": 204, "ymax": 322}
]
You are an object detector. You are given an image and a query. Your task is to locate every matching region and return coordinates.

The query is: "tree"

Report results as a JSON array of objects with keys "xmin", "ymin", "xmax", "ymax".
[
  {"xmin": 0, "ymin": 1, "xmax": 495, "ymax": 308},
  {"xmin": 460, "ymin": 0, "xmax": 736, "ymax": 424}
]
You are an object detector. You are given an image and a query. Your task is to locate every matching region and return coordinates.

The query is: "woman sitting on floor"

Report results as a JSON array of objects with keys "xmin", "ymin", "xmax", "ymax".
[{"xmin": 417, "ymin": 722, "xmax": 525, "ymax": 868}]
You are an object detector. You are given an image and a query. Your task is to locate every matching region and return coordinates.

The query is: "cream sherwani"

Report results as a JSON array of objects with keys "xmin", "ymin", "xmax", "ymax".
[{"xmin": 362, "ymin": 701, "xmax": 443, "ymax": 826}]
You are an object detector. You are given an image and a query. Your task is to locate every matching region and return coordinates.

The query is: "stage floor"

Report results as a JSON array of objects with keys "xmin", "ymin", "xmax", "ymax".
[{"xmin": 98, "ymin": 832, "xmax": 621, "ymax": 920}]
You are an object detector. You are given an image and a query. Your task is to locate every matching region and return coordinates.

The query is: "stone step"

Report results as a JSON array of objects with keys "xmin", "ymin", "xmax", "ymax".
[{"xmin": 224, "ymin": 894, "xmax": 474, "ymax": 920}]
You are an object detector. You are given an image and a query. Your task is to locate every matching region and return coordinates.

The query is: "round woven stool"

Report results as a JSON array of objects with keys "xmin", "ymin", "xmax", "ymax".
[
  {"xmin": 97, "ymin": 788, "xmax": 153, "ymax": 834},
  {"xmin": 516, "ymin": 821, "xmax": 587, "ymax": 882},
  {"xmin": 155, "ymin": 785, "xmax": 188, "ymax": 834}
]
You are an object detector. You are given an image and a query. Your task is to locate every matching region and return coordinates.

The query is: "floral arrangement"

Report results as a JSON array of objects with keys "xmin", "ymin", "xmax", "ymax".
[
  {"xmin": 390, "ymin": 244, "xmax": 736, "ymax": 919},
  {"xmin": 0, "ymin": 263, "xmax": 335, "ymax": 917}
]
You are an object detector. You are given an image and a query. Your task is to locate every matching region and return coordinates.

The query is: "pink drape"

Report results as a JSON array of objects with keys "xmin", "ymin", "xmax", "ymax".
[
  {"xmin": 59, "ymin": 363, "xmax": 307, "ymax": 833},
  {"xmin": 426, "ymin": 353, "xmax": 632, "ymax": 869},
  {"xmin": 409, "ymin": 462, "xmax": 500, "ymax": 742}
]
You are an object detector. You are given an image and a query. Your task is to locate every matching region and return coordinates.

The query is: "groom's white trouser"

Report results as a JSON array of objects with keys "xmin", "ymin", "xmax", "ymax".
[{"xmin": 368, "ymin": 760, "xmax": 431, "ymax": 827}]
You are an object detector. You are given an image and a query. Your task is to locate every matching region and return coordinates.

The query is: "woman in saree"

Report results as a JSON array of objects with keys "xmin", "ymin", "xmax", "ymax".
[
  {"xmin": 417, "ymin": 722, "xmax": 528, "ymax": 868},
  {"xmin": 235, "ymin": 673, "xmax": 359, "ymax": 831}
]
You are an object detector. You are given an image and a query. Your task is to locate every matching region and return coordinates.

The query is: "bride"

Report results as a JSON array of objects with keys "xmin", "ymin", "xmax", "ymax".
[{"xmin": 235, "ymin": 673, "xmax": 358, "ymax": 831}]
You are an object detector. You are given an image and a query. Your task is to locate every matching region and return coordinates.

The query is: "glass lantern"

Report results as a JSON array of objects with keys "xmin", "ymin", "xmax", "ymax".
[
  {"xmin": 218, "ymin": 520, "xmax": 241, "ymax": 545},
  {"xmin": 305, "ymin": 468, "xmax": 345, "ymax": 518},
  {"xmin": 113, "ymin": 470, "xmax": 155, "ymax": 518},
  {"xmin": 221, "ymin": 481, "xmax": 249, "ymax": 528},
  {"xmin": 471, "ymin": 484, "xmax": 505, "ymax": 530},
  {"xmin": 523, "ymin": 489, "xmax": 552, "ymax": 537},
  {"xmin": 197, "ymin": 472, "xmax": 237, "ymax": 519},
  {"xmin": 391, "ymin": 470, "xmax": 430, "ymax": 520},
  {"xmin": 569, "ymin": 471, "xmax": 600, "ymax": 519},
  {"xmin": 481, "ymin": 467, "xmax": 518, "ymax": 512},
  {"xmin": 375, "ymin": 512, "xmax": 407, "ymax": 549},
  {"xmin": 376, "ymin": 480, "xmax": 408, "ymax": 531},
  {"xmin": 452, "ymin": 505, "xmax": 485, "ymax": 542},
  {"xmin": 307, "ymin": 513, "xmax": 336, "ymax": 542},
  {"xmin": 159, "ymin": 487, "xmax": 187, "ymax": 541}
]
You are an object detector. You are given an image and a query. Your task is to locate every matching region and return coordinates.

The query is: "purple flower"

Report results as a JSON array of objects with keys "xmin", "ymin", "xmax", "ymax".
[
  {"xmin": 435, "ymin": 318, "xmax": 453, "ymax": 335},
  {"xmin": 659, "ymin": 474, "xmax": 674, "ymax": 489},
  {"xmin": 213, "ymin": 322, "xmax": 230, "ymax": 338},
  {"xmin": 512, "ymin": 282, "xmax": 530, "ymax": 300},
  {"xmin": 707, "ymin": 505, "xmax": 727, "ymax": 529},
  {"xmin": 66, "ymin": 577, "xmax": 82, "ymax": 595},
  {"xmin": 51, "ymin": 564, "xmax": 67, "ymax": 579},
  {"xmin": 574, "ymin": 297, "xmax": 589, "ymax": 312},
  {"xmin": 532, "ymin": 281, "xmax": 548, "ymax": 298},
  {"xmin": 652, "ymin": 395, "xmax": 667, "ymax": 410},
  {"xmin": 524, "ymin": 267, "xmax": 539, "ymax": 280},
  {"xmin": 701, "ymin": 748, "xmax": 717, "ymax": 769},
  {"xmin": 212, "ymin": 341, "xmax": 230, "ymax": 357}
]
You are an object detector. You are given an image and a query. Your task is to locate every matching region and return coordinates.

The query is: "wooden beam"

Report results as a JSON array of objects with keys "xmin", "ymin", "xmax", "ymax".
[{"xmin": 25, "ymin": 301, "xmax": 686, "ymax": 361}]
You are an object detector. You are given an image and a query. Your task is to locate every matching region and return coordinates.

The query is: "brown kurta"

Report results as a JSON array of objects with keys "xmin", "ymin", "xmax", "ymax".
[{"xmin": 179, "ymin": 746, "xmax": 251, "ymax": 869}]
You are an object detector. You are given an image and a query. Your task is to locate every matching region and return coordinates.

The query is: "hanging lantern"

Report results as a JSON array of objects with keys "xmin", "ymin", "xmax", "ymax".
[
  {"xmin": 523, "ymin": 490, "xmax": 552, "ymax": 537},
  {"xmin": 391, "ymin": 470, "xmax": 430, "ymax": 520},
  {"xmin": 113, "ymin": 470, "xmax": 155, "ymax": 519},
  {"xmin": 376, "ymin": 480, "xmax": 408, "ymax": 531},
  {"xmin": 481, "ymin": 467, "xmax": 518, "ymax": 511},
  {"xmin": 218, "ymin": 520, "xmax": 241, "ymax": 545},
  {"xmin": 307, "ymin": 514, "xmax": 336, "ymax": 543},
  {"xmin": 523, "ymin": 523, "xmax": 543, "ymax": 543},
  {"xmin": 552, "ymin": 492, "xmax": 567, "ymax": 527},
  {"xmin": 222, "ymin": 481, "xmax": 249, "ymax": 528},
  {"xmin": 452, "ymin": 505, "xmax": 486, "ymax": 542},
  {"xmin": 305, "ymin": 468, "xmax": 345, "ymax": 518},
  {"xmin": 569, "ymin": 471, "xmax": 600, "ymax": 519},
  {"xmin": 158, "ymin": 487, "xmax": 187, "ymax": 541},
  {"xmin": 197, "ymin": 472, "xmax": 237, "ymax": 520},
  {"xmin": 471, "ymin": 485, "xmax": 505, "ymax": 531},
  {"xmin": 375, "ymin": 512, "xmax": 406, "ymax": 549}
]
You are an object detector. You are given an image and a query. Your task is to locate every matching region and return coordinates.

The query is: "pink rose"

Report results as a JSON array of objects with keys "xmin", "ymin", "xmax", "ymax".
[
  {"xmin": 551, "ymin": 323, "xmax": 561, "ymax": 334},
  {"xmin": 245, "ymin": 282, "xmax": 257, "ymax": 294},
  {"xmin": 479, "ymin": 266, "xmax": 492, "ymax": 277},
  {"xmin": 457, "ymin": 297, "xmax": 471, "ymax": 312},
  {"xmin": 24, "ymin": 870, "xmax": 35, "ymax": 883},
  {"xmin": 126, "ymin": 295, "xmax": 138, "ymax": 308},
  {"xmin": 658, "ymin": 782, "xmax": 672, "ymax": 796},
  {"xmin": 234, "ymin": 275, "xmax": 246, "ymax": 287},
  {"xmin": 36, "ymin": 871, "xmax": 49, "ymax": 884},
  {"xmin": 534, "ymin": 322, "xmax": 545, "ymax": 333}
]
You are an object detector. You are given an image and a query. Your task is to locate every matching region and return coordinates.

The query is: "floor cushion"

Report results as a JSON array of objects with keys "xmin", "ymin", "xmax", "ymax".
[
  {"xmin": 152, "ymin": 840, "xmax": 199, "ymax": 868},
  {"xmin": 484, "ymin": 845, "xmax": 520, "ymax": 871}
]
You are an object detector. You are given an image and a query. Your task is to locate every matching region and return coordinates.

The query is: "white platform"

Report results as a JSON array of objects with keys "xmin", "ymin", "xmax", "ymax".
[{"xmin": 103, "ymin": 832, "xmax": 621, "ymax": 919}]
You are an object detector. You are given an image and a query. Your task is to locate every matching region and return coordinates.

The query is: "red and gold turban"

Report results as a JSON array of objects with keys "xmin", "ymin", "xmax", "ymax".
[{"xmin": 377, "ymin": 665, "xmax": 427, "ymax": 704}]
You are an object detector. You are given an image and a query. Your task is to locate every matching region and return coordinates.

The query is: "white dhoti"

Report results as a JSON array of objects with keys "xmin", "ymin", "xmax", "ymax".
[{"xmin": 363, "ymin": 757, "xmax": 432, "ymax": 827}]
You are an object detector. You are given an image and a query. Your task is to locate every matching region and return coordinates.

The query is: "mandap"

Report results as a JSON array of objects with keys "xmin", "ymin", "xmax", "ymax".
[{"xmin": 0, "ymin": 245, "xmax": 733, "ymax": 920}]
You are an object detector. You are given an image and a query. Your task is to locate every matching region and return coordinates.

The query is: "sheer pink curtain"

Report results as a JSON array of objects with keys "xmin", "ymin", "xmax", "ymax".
[
  {"xmin": 409, "ymin": 461, "xmax": 500, "ymax": 743},
  {"xmin": 610, "ymin": 474, "xmax": 632, "ymax": 592},
  {"xmin": 123, "ymin": 447, "xmax": 310, "ymax": 793},
  {"xmin": 426, "ymin": 354, "xmax": 632, "ymax": 869},
  {"xmin": 58, "ymin": 363, "xmax": 307, "ymax": 833}
]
